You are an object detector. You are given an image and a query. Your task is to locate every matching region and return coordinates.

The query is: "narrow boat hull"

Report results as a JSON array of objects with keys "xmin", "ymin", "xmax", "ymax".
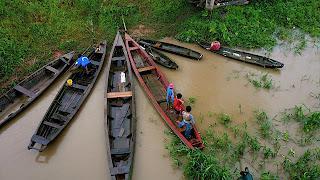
[
  {"xmin": 126, "ymin": 34, "xmax": 204, "ymax": 149},
  {"xmin": 105, "ymin": 32, "xmax": 136, "ymax": 180},
  {"xmin": 139, "ymin": 39, "xmax": 203, "ymax": 60},
  {"xmin": 0, "ymin": 52, "xmax": 75, "ymax": 128},
  {"xmin": 28, "ymin": 41, "xmax": 107, "ymax": 151},
  {"xmin": 139, "ymin": 44, "xmax": 178, "ymax": 70},
  {"xmin": 198, "ymin": 42, "xmax": 284, "ymax": 68}
]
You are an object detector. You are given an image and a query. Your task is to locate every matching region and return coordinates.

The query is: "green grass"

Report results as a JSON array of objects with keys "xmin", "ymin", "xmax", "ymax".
[
  {"xmin": 0, "ymin": 0, "xmax": 194, "ymax": 91},
  {"xmin": 165, "ymin": 131, "xmax": 235, "ymax": 179},
  {"xmin": 176, "ymin": 0, "xmax": 320, "ymax": 51}
]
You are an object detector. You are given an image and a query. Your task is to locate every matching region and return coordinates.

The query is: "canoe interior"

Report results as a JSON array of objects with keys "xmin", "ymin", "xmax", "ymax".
[
  {"xmin": 127, "ymin": 35, "xmax": 204, "ymax": 149},
  {"xmin": 199, "ymin": 42, "xmax": 284, "ymax": 68},
  {"xmin": 28, "ymin": 43, "xmax": 106, "ymax": 151},
  {"xmin": 0, "ymin": 53, "xmax": 73, "ymax": 127},
  {"xmin": 106, "ymin": 40, "xmax": 135, "ymax": 180},
  {"xmin": 139, "ymin": 39, "xmax": 203, "ymax": 60},
  {"xmin": 145, "ymin": 47, "xmax": 178, "ymax": 70}
]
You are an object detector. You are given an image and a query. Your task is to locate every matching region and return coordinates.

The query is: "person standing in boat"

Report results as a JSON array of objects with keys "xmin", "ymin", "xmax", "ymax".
[
  {"xmin": 73, "ymin": 54, "xmax": 92, "ymax": 74},
  {"xmin": 177, "ymin": 106, "xmax": 195, "ymax": 139},
  {"xmin": 208, "ymin": 41, "xmax": 221, "ymax": 51},
  {"xmin": 173, "ymin": 93, "xmax": 184, "ymax": 118},
  {"xmin": 166, "ymin": 83, "xmax": 174, "ymax": 111}
]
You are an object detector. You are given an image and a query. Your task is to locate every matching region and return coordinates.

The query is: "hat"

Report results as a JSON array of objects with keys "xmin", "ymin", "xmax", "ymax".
[
  {"xmin": 67, "ymin": 79, "xmax": 73, "ymax": 86},
  {"xmin": 169, "ymin": 83, "xmax": 174, "ymax": 89}
]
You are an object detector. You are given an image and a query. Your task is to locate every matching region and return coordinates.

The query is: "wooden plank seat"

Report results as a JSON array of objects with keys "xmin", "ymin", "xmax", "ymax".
[
  {"xmin": 14, "ymin": 85, "xmax": 36, "ymax": 98},
  {"xmin": 45, "ymin": 65, "xmax": 59, "ymax": 74},
  {"xmin": 112, "ymin": 56, "xmax": 126, "ymax": 61},
  {"xmin": 107, "ymin": 91, "xmax": 132, "ymax": 99},
  {"xmin": 71, "ymin": 83, "xmax": 87, "ymax": 91},
  {"xmin": 110, "ymin": 148, "xmax": 130, "ymax": 155},
  {"xmin": 138, "ymin": 66, "xmax": 155, "ymax": 73},
  {"xmin": 59, "ymin": 57, "xmax": 69, "ymax": 65},
  {"xmin": 43, "ymin": 121, "xmax": 62, "ymax": 129},
  {"xmin": 51, "ymin": 113, "xmax": 67, "ymax": 122},
  {"xmin": 110, "ymin": 166, "xmax": 130, "ymax": 175},
  {"xmin": 129, "ymin": 46, "xmax": 139, "ymax": 51},
  {"xmin": 91, "ymin": 60, "xmax": 100, "ymax": 66}
]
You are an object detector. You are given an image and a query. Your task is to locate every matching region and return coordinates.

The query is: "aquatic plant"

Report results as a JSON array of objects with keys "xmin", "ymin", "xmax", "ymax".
[
  {"xmin": 281, "ymin": 105, "xmax": 320, "ymax": 133},
  {"xmin": 254, "ymin": 110, "xmax": 273, "ymax": 138},
  {"xmin": 187, "ymin": 96, "xmax": 197, "ymax": 106},
  {"xmin": 247, "ymin": 73, "xmax": 273, "ymax": 90},
  {"xmin": 283, "ymin": 149, "xmax": 320, "ymax": 179},
  {"xmin": 260, "ymin": 171, "xmax": 279, "ymax": 180},
  {"xmin": 263, "ymin": 146, "xmax": 276, "ymax": 159},
  {"xmin": 218, "ymin": 113, "xmax": 232, "ymax": 126}
]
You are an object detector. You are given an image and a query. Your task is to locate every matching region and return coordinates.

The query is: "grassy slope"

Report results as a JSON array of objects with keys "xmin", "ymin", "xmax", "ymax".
[
  {"xmin": 0, "ymin": 0, "xmax": 193, "ymax": 92},
  {"xmin": 177, "ymin": 0, "xmax": 320, "ymax": 50},
  {"xmin": 1, "ymin": 0, "xmax": 319, "ymax": 91}
]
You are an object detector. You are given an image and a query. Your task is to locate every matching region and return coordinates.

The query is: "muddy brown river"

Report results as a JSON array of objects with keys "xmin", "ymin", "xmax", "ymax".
[{"xmin": 0, "ymin": 38, "xmax": 319, "ymax": 179}]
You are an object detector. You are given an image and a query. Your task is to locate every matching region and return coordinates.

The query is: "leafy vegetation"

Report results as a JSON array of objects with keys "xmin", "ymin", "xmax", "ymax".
[
  {"xmin": 218, "ymin": 113, "xmax": 232, "ymax": 126},
  {"xmin": 282, "ymin": 105, "xmax": 320, "ymax": 133},
  {"xmin": 246, "ymin": 73, "xmax": 273, "ymax": 89},
  {"xmin": 166, "ymin": 106, "xmax": 320, "ymax": 179},
  {"xmin": 260, "ymin": 171, "xmax": 279, "ymax": 180},
  {"xmin": 283, "ymin": 149, "xmax": 320, "ymax": 179},
  {"xmin": 254, "ymin": 110, "xmax": 273, "ymax": 138},
  {"xmin": 187, "ymin": 96, "xmax": 197, "ymax": 106},
  {"xmin": 177, "ymin": 0, "xmax": 320, "ymax": 51}
]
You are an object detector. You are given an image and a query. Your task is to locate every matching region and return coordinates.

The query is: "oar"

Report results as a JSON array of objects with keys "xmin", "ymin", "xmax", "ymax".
[{"xmin": 122, "ymin": 15, "xmax": 127, "ymax": 33}]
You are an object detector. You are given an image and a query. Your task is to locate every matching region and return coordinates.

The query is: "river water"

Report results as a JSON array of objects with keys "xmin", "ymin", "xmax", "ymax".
[{"xmin": 0, "ymin": 38, "xmax": 319, "ymax": 180}]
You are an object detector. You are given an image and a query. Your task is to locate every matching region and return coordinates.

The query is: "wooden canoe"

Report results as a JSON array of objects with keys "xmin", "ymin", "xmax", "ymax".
[
  {"xmin": 28, "ymin": 41, "xmax": 107, "ymax": 151},
  {"xmin": 105, "ymin": 32, "xmax": 136, "ymax": 180},
  {"xmin": 198, "ymin": 42, "xmax": 284, "ymax": 68},
  {"xmin": 125, "ymin": 33, "xmax": 204, "ymax": 149},
  {"xmin": 140, "ymin": 45, "xmax": 178, "ymax": 70},
  {"xmin": 0, "ymin": 52, "xmax": 75, "ymax": 128},
  {"xmin": 139, "ymin": 39, "xmax": 203, "ymax": 60}
]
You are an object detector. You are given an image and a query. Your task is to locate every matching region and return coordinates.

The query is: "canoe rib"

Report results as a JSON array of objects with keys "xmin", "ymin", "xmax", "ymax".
[
  {"xmin": 126, "ymin": 33, "xmax": 204, "ymax": 149},
  {"xmin": 28, "ymin": 41, "xmax": 107, "ymax": 151},
  {"xmin": 0, "ymin": 52, "xmax": 75, "ymax": 128},
  {"xmin": 105, "ymin": 31, "xmax": 136, "ymax": 180}
]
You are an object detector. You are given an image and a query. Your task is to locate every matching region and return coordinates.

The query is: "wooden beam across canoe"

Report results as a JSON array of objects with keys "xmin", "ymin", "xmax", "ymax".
[{"xmin": 107, "ymin": 91, "xmax": 132, "ymax": 98}]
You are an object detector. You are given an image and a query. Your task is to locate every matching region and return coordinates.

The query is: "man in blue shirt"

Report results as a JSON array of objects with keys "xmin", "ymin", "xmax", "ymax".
[{"xmin": 74, "ymin": 54, "xmax": 91, "ymax": 74}]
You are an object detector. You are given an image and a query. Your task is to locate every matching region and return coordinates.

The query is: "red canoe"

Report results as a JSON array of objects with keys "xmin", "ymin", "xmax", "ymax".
[{"xmin": 124, "ymin": 33, "xmax": 204, "ymax": 149}]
